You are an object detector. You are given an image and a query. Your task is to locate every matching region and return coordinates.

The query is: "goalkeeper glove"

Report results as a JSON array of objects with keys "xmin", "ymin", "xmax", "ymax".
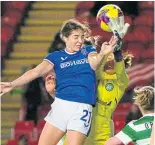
[
  {"xmin": 108, "ymin": 16, "xmax": 130, "ymax": 39},
  {"xmin": 108, "ymin": 16, "xmax": 130, "ymax": 52}
]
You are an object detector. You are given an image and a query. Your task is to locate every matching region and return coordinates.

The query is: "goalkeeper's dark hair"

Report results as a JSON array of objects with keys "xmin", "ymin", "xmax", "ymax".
[
  {"xmin": 60, "ymin": 19, "xmax": 89, "ymax": 40},
  {"xmin": 134, "ymin": 86, "xmax": 154, "ymax": 111},
  {"xmin": 123, "ymin": 52, "xmax": 134, "ymax": 68}
]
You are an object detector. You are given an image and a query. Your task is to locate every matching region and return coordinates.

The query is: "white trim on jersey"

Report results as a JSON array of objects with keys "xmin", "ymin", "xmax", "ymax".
[
  {"xmin": 115, "ymin": 131, "xmax": 132, "ymax": 145},
  {"xmin": 44, "ymin": 59, "xmax": 55, "ymax": 66},
  {"xmin": 65, "ymin": 49, "xmax": 77, "ymax": 55},
  {"xmin": 89, "ymin": 51, "xmax": 97, "ymax": 54}
]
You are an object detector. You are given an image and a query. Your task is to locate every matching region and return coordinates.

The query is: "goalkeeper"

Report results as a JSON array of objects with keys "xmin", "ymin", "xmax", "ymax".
[{"xmin": 85, "ymin": 16, "xmax": 132, "ymax": 145}]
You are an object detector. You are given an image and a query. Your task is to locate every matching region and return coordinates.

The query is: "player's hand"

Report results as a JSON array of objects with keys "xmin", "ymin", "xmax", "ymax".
[
  {"xmin": 93, "ymin": 35, "xmax": 101, "ymax": 47},
  {"xmin": 108, "ymin": 16, "xmax": 130, "ymax": 39},
  {"xmin": 0, "ymin": 82, "xmax": 14, "ymax": 96},
  {"xmin": 45, "ymin": 75, "xmax": 56, "ymax": 94},
  {"xmin": 100, "ymin": 36, "xmax": 117, "ymax": 56},
  {"xmin": 108, "ymin": 16, "xmax": 128, "ymax": 52}
]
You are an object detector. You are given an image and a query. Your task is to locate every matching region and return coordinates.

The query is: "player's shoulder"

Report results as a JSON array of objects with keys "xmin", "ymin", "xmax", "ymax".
[{"xmin": 81, "ymin": 45, "xmax": 97, "ymax": 55}]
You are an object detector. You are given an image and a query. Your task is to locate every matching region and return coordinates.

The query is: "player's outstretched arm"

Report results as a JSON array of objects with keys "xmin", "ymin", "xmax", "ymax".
[
  {"xmin": 88, "ymin": 36, "xmax": 117, "ymax": 70},
  {"xmin": 1, "ymin": 60, "xmax": 54, "ymax": 96}
]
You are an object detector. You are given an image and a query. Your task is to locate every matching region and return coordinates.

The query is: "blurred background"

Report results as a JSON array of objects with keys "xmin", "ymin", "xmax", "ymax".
[{"xmin": 1, "ymin": 1, "xmax": 154, "ymax": 145}]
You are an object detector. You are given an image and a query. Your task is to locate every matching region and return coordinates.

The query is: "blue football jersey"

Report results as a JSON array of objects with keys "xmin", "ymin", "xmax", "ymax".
[{"xmin": 44, "ymin": 45, "xmax": 97, "ymax": 105}]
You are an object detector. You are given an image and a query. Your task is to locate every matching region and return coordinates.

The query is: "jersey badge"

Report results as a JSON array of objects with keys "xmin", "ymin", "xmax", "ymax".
[{"xmin": 105, "ymin": 83, "xmax": 114, "ymax": 91}]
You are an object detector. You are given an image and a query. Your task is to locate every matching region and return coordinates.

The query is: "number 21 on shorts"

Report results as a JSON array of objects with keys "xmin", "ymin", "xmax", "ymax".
[{"xmin": 80, "ymin": 109, "xmax": 92, "ymax": 127}]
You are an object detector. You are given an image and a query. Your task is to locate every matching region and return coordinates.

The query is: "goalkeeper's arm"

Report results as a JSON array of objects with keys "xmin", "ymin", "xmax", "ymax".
[{"xmin": 114, "ymin": 49, "xmax": 129, "ymax": 87}]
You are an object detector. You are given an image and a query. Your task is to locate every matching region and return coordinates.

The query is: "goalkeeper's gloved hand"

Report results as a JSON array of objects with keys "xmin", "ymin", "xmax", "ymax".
[
  {"xmin": 108, "ymin": 16, "xmax": 130, "ymax": 39},
  {"xmin": 108, "ymin": 16, "xmax": 130, "ymax": 52}
]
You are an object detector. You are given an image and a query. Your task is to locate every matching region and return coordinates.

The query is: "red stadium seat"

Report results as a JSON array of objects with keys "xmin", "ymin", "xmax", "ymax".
[
  {"xmin": 138, "ymin": 1, "xmax": 154, "ymax": 10},
  {"xmin": 36, "ymin": 120, "xmax": 46, "ymax": 139},
  {"xmin": 1, "ymin": 43, "xmax": 8, "ymax": 58},
  {"xmin": 148, "ymin": 42, "xmax": 154, "ymax": 50},
  {"xmin": 133, "ymin": 16, "xmax": 154, "ymax": 27},
  {"xmin": 75, "ymin": 1, "xmax": 94, "ymax": 16},
  {"xmin": 1, "ymin": 26, "xmax": 14, "ymax": 44},
  {"xmin": 148, "ymin": 33, "xmax": 154, "ymax": 50},
  {"xmin": 7, "ymin": 138, "xmax": 38, "ymax": 145},
  {"xmin": 127, "ymin": 62, "xmax": 154, "ymax": 88},
  {"xmin": 2, "ymin": 16, "xmax": 19, "ymax": 29},
  {"xmin": 118, "ymin": 103, "xmax": 132, "ymax": 110},
  {"xmin": 29, "ymin": 140, "xmax": 38, "ymax": 145},
  {"xmin": 114, "ymin": 103, "xmax": 132, "ymax": 116},
  {"xmin": 149, "ymin": 33, "xmax": 154, "ymax": 43},
  {"xmin": 114, "ymin": 120, "xmax": 125, "ymax": 134},
  {"xmin": 14, "ymin": 121, "xmax": 35, "ymax": 130},
  {"xmin": 141, "ymin": 47, "xmax": 154, "ymax": 64},
  {"xmin": 6, "ymin": 140, "xmax": 18, "ymax": 145},
  {"xmin": 115, "ymin": 103, "xmax": 132, "ymax": 112},
  {"xmin": 36, "ymin": 120, "xmax": 46, "ymax": 131},
  {"xmin": 88, "ymin": 17, "xmax": 98, "ymax": 29},
  {"xmin": 124, "ymin": 33, "xmax": 134, "ymax": 43},
  {"xmin": 133, "ymin": 31, "xmax": 150, "ymax": 45},
  {"xmin": 5, "ymin": 9, "xmax": 23, "ymax": 23},
  {"xmin": 126, "ymin": 42, "xmax": 145, "ymax": 64},
  {"xmin": 75, "ymin": 2, "xmax": 94, "ymax": 22},
  {"xmin": 113, "ymin": 114, "xmax": 127, "ymax": 121},
  {"xmin": 141, "ymin": 47, "xmax": 154, "ymax": 59},
  {"xmin": 133, "ymin": 26, "xmax": 151, "ymax": 44},
  {"xmin": 133, "ymin": 26, "xmax": 152, "ymax": 35},
  {"xmin": 140, "ymin": 9, "xmax": 154, "ymax": 18},
  {"xmin": 4, "ymin": 1, "xmax": 28, "ymax": 13},
  {"xmin": 13, "ymin": 121, "xmax": 35, "ymax": 141},
  {"xmin": 134, "ymin": 78, "xmax": 152, "ymax": 87}
]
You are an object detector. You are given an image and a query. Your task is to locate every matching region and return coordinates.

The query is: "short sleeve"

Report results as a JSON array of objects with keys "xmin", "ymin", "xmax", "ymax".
[
  {"xmin": 85, "ymin": 45, "xmax": 97, "ymax": 54},
  {"xmin": 115, "ymin": 122, "xmax": 137, "ymax": 145},
  {"xmin": 44, "ymin": 52, "xmax": 56, "ymax": 65}
]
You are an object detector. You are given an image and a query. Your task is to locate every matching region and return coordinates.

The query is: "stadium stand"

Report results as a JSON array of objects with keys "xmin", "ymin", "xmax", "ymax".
[
  {"xmin": 1, "ymin": 1, "xmax": 154, "ymax": 145},
  {"xmin": 11, "ymin": 121, "xmax": 35, "ymax": 141},
  {"xmin": 6, "ymin": 140, "xmax": 18, "ymax": 145}
]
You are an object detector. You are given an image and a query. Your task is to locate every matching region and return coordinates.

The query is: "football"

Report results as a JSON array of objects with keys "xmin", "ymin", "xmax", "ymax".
[{"xmin": 96, "ymin": 4, "xmax": 123, "ymax": 32}]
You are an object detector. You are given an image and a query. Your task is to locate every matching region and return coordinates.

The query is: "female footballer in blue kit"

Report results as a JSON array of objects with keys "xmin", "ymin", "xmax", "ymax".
[{"xmin": 1, "ymin": 19, "xmax": 118, "ymax": 145}]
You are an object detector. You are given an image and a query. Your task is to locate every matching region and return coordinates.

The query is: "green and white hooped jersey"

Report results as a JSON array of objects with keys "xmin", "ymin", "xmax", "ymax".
[{"xmin": 116, "ymin": 113, "xmax": 154, "ymax": 145}]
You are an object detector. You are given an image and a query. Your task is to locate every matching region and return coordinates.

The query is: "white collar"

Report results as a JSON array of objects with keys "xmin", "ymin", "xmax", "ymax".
[{"xmin": 64, "ymin": 49, "xmax": 77, "ymax": 55}]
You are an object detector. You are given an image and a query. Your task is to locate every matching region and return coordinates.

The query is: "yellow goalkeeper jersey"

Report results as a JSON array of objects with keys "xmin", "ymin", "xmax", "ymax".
[
  {"xmin": 85, "ymin": 59, "xmax": 129, "ymax": 145},
  {"xmin": 96, "ymin": 60, "xmax": 129, "ymax": 119}
]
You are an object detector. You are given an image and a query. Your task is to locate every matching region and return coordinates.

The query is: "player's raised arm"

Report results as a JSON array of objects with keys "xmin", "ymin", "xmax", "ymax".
[
  {"xmin": 88, "ymin": 36, "xmax": 117, "ymax": 70},
  {"xmin": 1, "ymin": 60, "xmax": 54, "ymax": 96}
]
